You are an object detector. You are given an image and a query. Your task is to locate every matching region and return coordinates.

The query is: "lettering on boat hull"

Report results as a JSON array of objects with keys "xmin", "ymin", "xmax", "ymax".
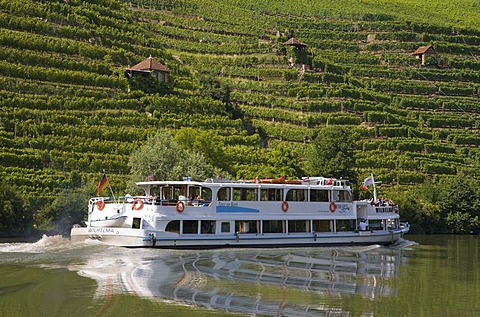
[{"xmin": 87, "ymin": 228, "xmax": 117, "ymax": 234}]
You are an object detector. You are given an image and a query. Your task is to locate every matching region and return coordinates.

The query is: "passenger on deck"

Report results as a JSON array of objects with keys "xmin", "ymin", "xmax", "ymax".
[
  {"xmin": 193, "ymin": 195, "xmax": 204, "ymax": 206},
  {"xmin": 359, "ymin": 220, "xmax": 368, "ymax": 231},
  {"xmin": 379, "ymin": 196, "xmax": 386, "ymax": 206}
]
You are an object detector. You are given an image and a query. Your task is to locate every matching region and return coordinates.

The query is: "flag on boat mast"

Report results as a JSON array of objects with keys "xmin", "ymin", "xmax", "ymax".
[
  {"xmin": 363, "ymin": 174, "xmax": 374, "ymax": 187},
  {"xmin": 361, "ymin": 173, "xmax": 378, "ymax": 202},
  {"xmin": 97, "ymin": 173, "xmax": 109, "ymax": 196}
]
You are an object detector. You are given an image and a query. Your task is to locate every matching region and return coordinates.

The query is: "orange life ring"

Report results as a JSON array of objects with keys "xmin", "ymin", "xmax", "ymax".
[
  {"xmin": 176, "ymin": 201, "xmax": 185, "ymax": 213},
  {"xmin": 132, "ymin": 198, "xmax": 144, "ymax": 210},
  {"xmin": 329, "ymin": 202, "xmax": 337, "ymax": 212},
  {"xmin": 96, "ymin": 199, "xmax": 105, "ymax": 211},
  {"xmin": 281, "ymin": 201, "xmax": 289, "ymax": 212}
]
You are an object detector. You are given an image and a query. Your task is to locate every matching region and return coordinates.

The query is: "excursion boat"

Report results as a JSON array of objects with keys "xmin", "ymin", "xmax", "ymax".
[{"xmin": 70, "ymin": 176, "xmax": 408, "ymax": 248}]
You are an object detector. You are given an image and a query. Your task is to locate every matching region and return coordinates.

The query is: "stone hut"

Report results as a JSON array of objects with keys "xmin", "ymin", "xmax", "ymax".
[{"xmin": 412, "ymin": 45, "xmax": 436, "ymax": 65}]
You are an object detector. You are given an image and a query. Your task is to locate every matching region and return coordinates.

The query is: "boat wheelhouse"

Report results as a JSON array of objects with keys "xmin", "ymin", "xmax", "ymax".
[{"xmin": 70, "ymin": 177, "xmax": 407, "ymax": 248}]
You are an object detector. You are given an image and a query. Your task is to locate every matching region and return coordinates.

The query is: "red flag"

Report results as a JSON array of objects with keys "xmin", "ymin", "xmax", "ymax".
[{"xmin": 97, "ymin": 173, "xmax": 109, "ymax": 196}]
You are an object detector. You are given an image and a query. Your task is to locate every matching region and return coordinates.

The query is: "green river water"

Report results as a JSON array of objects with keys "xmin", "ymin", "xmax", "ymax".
[{"xmin": 0, "ymin": 235, "xmax": 478, "ymax": 317}]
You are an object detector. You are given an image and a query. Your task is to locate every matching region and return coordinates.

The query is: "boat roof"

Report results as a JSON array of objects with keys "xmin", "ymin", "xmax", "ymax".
[{"xmin": 136, "ymin": 177, "xmax": 350, "ymax": 188}]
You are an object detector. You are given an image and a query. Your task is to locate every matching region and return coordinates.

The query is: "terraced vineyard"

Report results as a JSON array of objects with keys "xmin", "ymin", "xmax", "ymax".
[{"xmin": 1, "ymin": 0, "xmax": 479, "ymax": 233}]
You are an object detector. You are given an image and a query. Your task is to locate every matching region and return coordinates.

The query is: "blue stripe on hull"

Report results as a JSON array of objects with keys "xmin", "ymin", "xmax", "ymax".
[{"xmin": 216, "ymin": 206, "xmax": 259, "ymax": 213}]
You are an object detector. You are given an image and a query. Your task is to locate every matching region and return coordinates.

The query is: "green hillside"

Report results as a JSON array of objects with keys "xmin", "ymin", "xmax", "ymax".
[{"xmin": 1, "ymin": 0, "xmax": 480, "ymax": 235}]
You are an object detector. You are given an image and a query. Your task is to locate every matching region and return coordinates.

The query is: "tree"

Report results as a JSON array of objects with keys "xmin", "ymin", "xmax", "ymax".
[
  {"xmin": 266, "ymin": 144, "xmax": 303, "ymax": 178},
  {"xmin": 305, "ymin": 126, "xmax": 358, "ymax": 182},
  {"xmin": 436, "ymin": 173, "xmax": 480, "ymax": 234},
  {"xmin": 199, "ymin": 74, "xmax": 230, "ymax": 105},
  {"xmin": 39, "ymin": 186, "xmax": 92, "ymax": 236},
  {"xmin": 174, "ymin": 128, "xmax": 231, "ymax": 173},
  {"xmin": 128, "ymin": 129, "xmax": 215, "ymax": 184},
  {"xmin": 389, "ymin": 183, "xmax": 442, "ymax": 234},
  {"xmin": 0, "ymin": 183, "xmax": 31, "ymax": 237}
]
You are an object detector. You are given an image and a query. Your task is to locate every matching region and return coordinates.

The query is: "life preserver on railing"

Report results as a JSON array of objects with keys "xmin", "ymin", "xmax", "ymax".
[
  {"xmin": 96, "ymin": 199, "xmax": 105, "ymax": 211},
  {"xmin": 329, "ymin": 202, "xmax": 337, "ymax": 212},
  {"xmin": 176, "ymin": 201, "xmax": 185, "ymax": 213},
  {"xmin": 281, "ymin": 201, "xmax": 289, "ymax": 212},
  {"xmin": 132, "ymin": 198, "xmax": 143, "ymax": 210}
]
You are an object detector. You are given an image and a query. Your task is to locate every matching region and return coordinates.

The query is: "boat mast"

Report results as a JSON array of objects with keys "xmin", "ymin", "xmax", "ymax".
[
  {"xmin": 103, "ymin": 169, "xmax": 116, "ymax": 201},
  {"xmin": 371, "ymin": 173, "xmax": 378, "ymax": 202}
]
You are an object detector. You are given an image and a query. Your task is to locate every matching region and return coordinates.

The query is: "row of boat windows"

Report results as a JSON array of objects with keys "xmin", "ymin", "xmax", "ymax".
[
  {"xmin": 164, "ymin": 219, "xmax": 397, "ymax": 234},
  {"xmin": 150, "ymin": 186, "xmax": 352, "ymax": 202}
]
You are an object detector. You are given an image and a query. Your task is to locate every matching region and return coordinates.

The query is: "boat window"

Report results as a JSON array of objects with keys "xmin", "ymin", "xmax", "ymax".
[
  {"xmin": 334, "ymin": 190, "xmax": 352, "ymax": 202},
  {"xmin": 217, "ymin": 187, "xmax": 231, "ymax": 201},
  {"xmin": 189, "ymin": 186, "xmax": 212, "ymax": 202},
  {"xmin": 368, "ymin": 220, "xmax": 384, "ymax": 230},
  {"xmin": 310, "ymin": 189, "xmax": 329, "ymax": 202},
  {"xmin": 163, "ymin": 185, "xmax": 188, "ymax": 201},
  {"xmin": 262, "ymin": 220, "xmax": 285, "ymax": 233},
  {"xmin": 150, "ymin": 186, "xmax": 161, "ymax": 198},
  {"xmin": 288, "ymin": 220, "xmax": 310, "ymax": 233},
  {"xmin": 165, "ymin": 220, "xmax": 180, "ymax": 233},
  {"xmin": 221, "ymin": 222, "xmax": 231, "ymax": 233},
  {"xmin": 189, "ymin": 186, "xmax": 202, "ymax": 200},
  {"xmin": 201, "ymin": 220, "xmax": 216, "ymax": 234},
  {"xmin": 182, "ymin": 220, "xmax": 198, "ymax": 234},
  {"xmin": 235, "ymin": 220, "xmax": 258, "ymax": 234},
  {"xmin": 336, "ymin": 219, "xmax": 355, "ymax": 232},
  {"xmin": 176, "ymin": 186, "xmax": 188, "ymax": 200},
  {"xmin": 285, "ymin": 188, "xmax": 307, "ymax": 202},
  {"xmin": 201, "ymin": 188, "xmax": 212, "ymax": 201},
  {"xmin": 313, "ymin": 220, "xmax": 333, "ymax": 232},
  {"xmin": 387, "ymin": 219, "xmax": 398, "ymax": 229},
  {"xmin": 260, "ymin": 188, "xmax": 283, "ymax": 201},
  {"xmin": 132, "ymin": 218, "xmax": 141, "ymax": 229},
  {"xmin": 233, "ymin": 187, "xmax": 258, "ymax": 201}
]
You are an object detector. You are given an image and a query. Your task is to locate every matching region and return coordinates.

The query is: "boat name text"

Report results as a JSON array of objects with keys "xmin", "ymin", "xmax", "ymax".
[
  {"xmin": 88, "ymin": 228, "xmax": 117, "ymax": 234},
  {"xmin": 218, "ymin": 202, "xmax": 239, "ymax": 207}
]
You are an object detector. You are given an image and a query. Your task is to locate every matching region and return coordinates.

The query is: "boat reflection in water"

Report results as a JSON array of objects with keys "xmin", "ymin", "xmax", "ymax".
[{"xmin": 118, "ymin": 242, "xmax": 411, "ymax": 316}]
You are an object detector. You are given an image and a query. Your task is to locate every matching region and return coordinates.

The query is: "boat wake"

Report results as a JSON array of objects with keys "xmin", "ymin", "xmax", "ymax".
[
  {"xmin": 0, "ymin": 234, "xmax": 89, "ymax": 254},
  {"xmin": 389, "ymin": 238, "xmax": 418, "ymax": 249}
]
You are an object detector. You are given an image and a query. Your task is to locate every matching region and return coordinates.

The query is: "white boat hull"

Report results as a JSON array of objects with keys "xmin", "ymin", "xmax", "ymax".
[{"xmin": 70, "ymin": 226, "xmax": 405, "ymax": 248}]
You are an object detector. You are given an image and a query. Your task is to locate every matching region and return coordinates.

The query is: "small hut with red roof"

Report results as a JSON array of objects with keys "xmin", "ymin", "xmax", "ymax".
[
  {"xmin": 125, "ymin": 55, "xmax": 170, "ymax": 82},
  {"xmin": 412, "ymin": 45, "xmax": 435, "ymax": 65}
]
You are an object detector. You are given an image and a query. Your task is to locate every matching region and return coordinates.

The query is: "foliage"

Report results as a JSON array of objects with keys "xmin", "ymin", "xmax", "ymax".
[
  {"xmin": 436, "ymin": 174, "xmax": 480, "ymax": 234},
  {"xmin": 128, "ymin": 129, "xmax": 215, "ymax": 185},
  {"xmin": 37, "ymin": 186, "xmax": 93, "ymax": 236},
  {"xmin": 305, "ymin": 126, "xmax": 358, "ymax": 182},
  {"xmin": 266, "ymin": 144, "xmax": 304, "ymax": 177},
  {"xmin": 199, "ymin": 75, "xmax": 231, "ymax": 105},
  {"xmin": 128, "ymin": 75, "xmax": 172, "ymax": 95},
  {"xmin": 0, "ymin": 182, "xmax": 31, "ymax": 237},
  {"xmin": 388, "ymin": 175, "xmax": 480, "ymax": 234}
]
